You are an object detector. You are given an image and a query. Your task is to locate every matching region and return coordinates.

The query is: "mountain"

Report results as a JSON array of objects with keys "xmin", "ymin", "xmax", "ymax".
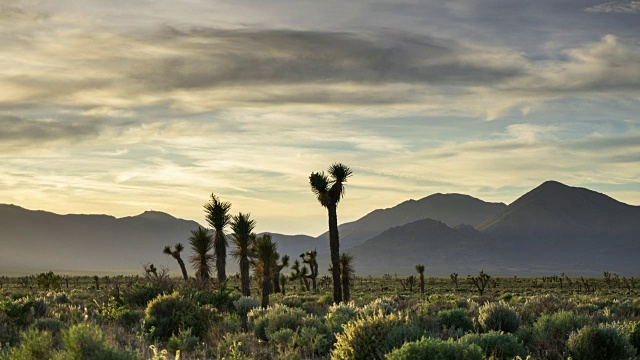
[
  {"xmin": 349, "ymin": 219, "xmax": 500, "ymax": 275},
  {"xmin": 316, "ymin": 193, "xmax": 506, "ymax": 249},
  {"xmin": 347, "ymin": 181, "xmax": 640, "ymax": 275},
  {"xmin": 0, "ymin": 204, "xmax": 201, "ymax": 275},
  {"xmin": 265, "ymin": 233, "xmax": 320, "ymax": 259}
]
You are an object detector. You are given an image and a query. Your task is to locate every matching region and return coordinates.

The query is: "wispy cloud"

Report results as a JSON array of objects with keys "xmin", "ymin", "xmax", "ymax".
[{"xmin": 585, "ymin": 1, "xmax": 640, "ymax": 13}]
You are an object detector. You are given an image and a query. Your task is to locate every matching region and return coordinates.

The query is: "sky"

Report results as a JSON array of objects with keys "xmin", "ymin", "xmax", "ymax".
[{"xmin": 2, "ymin": 0, "xmax": 640, "ymax": 236}]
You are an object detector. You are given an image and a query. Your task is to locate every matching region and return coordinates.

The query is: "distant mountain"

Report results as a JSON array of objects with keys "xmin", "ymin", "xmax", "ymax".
[
  {"xmin": 265, "ymin": 233, "xmax": 320, "ymax": 259},
  {"xmin": 347, "ymin": 181, "xmax": 640, "ymax": 275},
  {"xmin": 317, "ymin": 193, "xmax": 506, "ymax": 249},
  {"xmin": 349, "ymin": 219, "xmax": 500, "ymax": 275},
  {"xmin": 0, "ymin": 205, "xmax": 201, "ymax": 275}
]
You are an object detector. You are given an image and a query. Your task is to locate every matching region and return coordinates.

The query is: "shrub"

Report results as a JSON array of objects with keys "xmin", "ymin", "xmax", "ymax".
[
  {"xmin": 234, "ymin": 297, "xmax": 260, "ymax": 316},
  {"xmin": 332, "ymin": 311, "xmax": 417, "ymax": 360},
  {"xmin": 437, "ymin": 308, "xmax": 474, "ymax": 333},
  {"xmin": 522, "ymin": 294, "xmax": 572, "ymax": 321},
  {"xmin": 478, "ymin": 301, "xmax": 520, "ymax": 333},
  {"xmin": 143, "ymin": 292, "xmax": 213, "ymax": 340},
  {"xmin": 116, "ymin": 309, "xmax": 144, "ymax": 329},
  {"xmin": 293, "ymin": 325, "xmax": 330, "ymax": 357},
  {"xmin": 7, "ymin": 329, "xmax": 56, "ymax": 360},
  {"xmin": 325, "ymin": 302, "xmax": 359, "ymax": 334},
  {"xmin": 460, "ymin": 331, "xmax": 528, "ymax": 359},
  {"xmin": 567, "ymin": 324, "xmax": 636, "ymax": 360},
  {"xmin": 63, "ymin": 323, "xmax": 140, "ymax": 360},
  {"xmin": 621, "ymin": 321, "xmax": 640, "ymax": 351},
  {"xmin": 248, "ymin": 304, "xmax": 307, "ymax": 341},
  {"xmin": 280, "ymin": 295, "xmax": 304, "ymax": 308},
  {"xmin": 531, "ymin": 310, "xmax": 588, "ymax": 359},
  {"xmin": 385, "ymin": 337, "xmax": 484, "ymax": 360},
  {"xmin": 0, "ymin": 298, "xmax": 34, "ymax": 327},
  {"xmin": 123, "ymin": 284, "xmax": 168, "ymax": 308},
  {"xmin": 359, "ymin": 298, "xmax": 397, "ymax": 318},
  {"xmin": 33, "ymin": 298, "xmax": 47, "ymax": 318}
]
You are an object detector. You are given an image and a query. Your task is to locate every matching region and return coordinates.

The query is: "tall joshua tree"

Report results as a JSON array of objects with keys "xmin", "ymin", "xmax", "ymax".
[
  {"xmin": 309, "ymin": 163, "xmax": 352, "ymax": 303},
  {"xmin": 188, "ymin": 227, "xmax": 214, "ymax": 284},
  {"xmin": 301, "ymin": 250, "xmax": 319, "ymax": 291},
  {"xmin": 204, "ymin": 194, "xmax": 232, "ymax": 284},
  {"xmin": 230, "ymin": 213, "xmax": 256, "ymax": 296},
  {"xmin": 415, "ymin": 264, "xmax": 425, "ymax": 298},
  {"xmin": 163, "ymin": 243, "xmax": 189, "ymax": 280},
  {"xmin": 340, "ymin": 253, "xmax": 355, "ymax": 303},
  {"xmin": 273, "ymin": 254, "xmax": 289, "ymax": 294},
  {"xmin": 251, "ymin": 234, "xmax": 278, "ymax": 308}
]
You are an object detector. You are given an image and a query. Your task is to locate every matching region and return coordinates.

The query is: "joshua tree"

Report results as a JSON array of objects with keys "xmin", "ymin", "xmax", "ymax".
[
  {"xmin": 251, "ymin": 234, "xmax": 278, "ymax": 308},
  {"xmin": 416, "ymin": 264, "xmax": 425, "ymax": 297},
  {"xmin": 290, "ymin": 259, "xmax": 310, "ymax": 291},
  {"xmin": 230, "ymin": 213, "xmax": 256, "ymax": 296},
  {"xmin": 301, "ymin": 249, "xmax": 319, "ymax": 291},
  {"xmin": 468, "ymin": 270, "xmax": 491, "ymax": 295},
  {"xmin": 163, "ymin": 243, "xmax": 189, "ymax": 280},
  {"xmin": 189, "ymin": 226, "xmax": 214, "ymax": 284},
  {"xmin": 309, "ymin": 163, "xmax": 352, "ymax": 303},
  {"xmin": 204, "ymin": 194, "xmax": 232, "ymax": 284},
  {"xmin": 339, "ymin": 253, "xmax": 355, "ymax": 302},
  {"xmin": 451, "ymin": 272, "xmax": 459, "ymax": 289},
  {"xmin": 280, "ymin": 273, "xmax": 287, "ymax": 295},
  {"xmin": 273, "ymin": 254, "xmax": 290, "ymax": 294}
]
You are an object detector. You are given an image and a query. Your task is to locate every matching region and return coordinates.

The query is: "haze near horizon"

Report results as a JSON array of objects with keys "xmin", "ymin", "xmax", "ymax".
[{"xmin": 2, "ymin": 1, "xmax": 640, "ymax": 235}]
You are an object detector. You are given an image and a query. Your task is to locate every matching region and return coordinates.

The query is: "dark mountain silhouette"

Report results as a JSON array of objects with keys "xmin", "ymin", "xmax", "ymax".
[
  {"xmin": 348, "ymin": 181, "xmax": 640, "ymax": 275},
  {"xmin": 0, "ymin": 204, "xmax": 201, "ymax": 275},
  {"xmin": 316, "ymin": 193, "xmax": 506, "ymax": 249}
]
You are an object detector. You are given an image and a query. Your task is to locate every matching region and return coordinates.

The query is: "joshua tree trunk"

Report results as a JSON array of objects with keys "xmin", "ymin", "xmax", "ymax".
[
  {"xmin": 342, "ymin": 274, "xmax": 350, "ymax": 302},
  {"xmin": 175, "ymin": 256, "xmax": 189, "ymax": 281},
  {"xmin": 215, "ymin": 233, "xmax": 226, "ymax": 283},
  {"xmin": 240, "ymin": 256, "xmax": 250, "ymax": 296},
  {"xmin": 328, "ymin": 205, "xmax": 343, "ymax": 303},
  {"xmin": 261, "ymin": 276, "xmax": 271, "ymax": 308},
  {"xmin": 272, "ymin": 272, "xmax": 281, "ymax": 294},
  {"xmin": 419, "ymin": 274, "xmax": 424, "ymax": 296}
]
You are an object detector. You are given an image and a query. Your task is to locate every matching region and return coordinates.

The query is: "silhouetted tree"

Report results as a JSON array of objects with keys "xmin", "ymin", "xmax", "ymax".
[
  {"xmin": 280, "ymin": 273, "xmax": 287, "ymax": 295},
  {"xmin": 251, "ymin": 234, "xmax": 278, "ymax": 308},
  {"xmin": 340, "ymin": 253, "xmax": 355, "ymax": 302},
  {"xmin": 189, "ymin": 226, "xmax": 214, "ymax": 284},
  {"xmin": 230, "ymin": 213, "xmax": 256, "ymax": 296},
  {"xmin": 290, "ymin": 259, "xmax": 310, "ymax": 291},
  {"xmin": 309, "ymin": 163, "xmax": 352, "ymax": 303},
  {"xmin": 163, "ymin": 243, "xmax": 189, "ymax": 280},
  {"xmin": 301, "ymin": 249, "xmax": 319, "ymax": 291},
  {"xmin": 204, "ymin": 194, "xmax": 232, "ymax": 284},
  {"xmin": 273, "ymin": 254, "xmax": 290, "ymax": 294},
  {"xmin": 415, "ymin": 264, "xmax": 425, "ymax": 297}
]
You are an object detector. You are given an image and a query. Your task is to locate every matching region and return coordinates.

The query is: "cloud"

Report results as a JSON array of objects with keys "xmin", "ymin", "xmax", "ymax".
[{"xmin": 585, "ymin": 1, "xmax": 640, "ymax": 13}]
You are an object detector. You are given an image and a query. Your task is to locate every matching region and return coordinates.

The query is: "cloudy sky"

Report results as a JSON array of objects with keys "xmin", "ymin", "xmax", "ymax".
[{"xmin": 2, "ymin": 0, "xmax": 640, "ymax": 235}]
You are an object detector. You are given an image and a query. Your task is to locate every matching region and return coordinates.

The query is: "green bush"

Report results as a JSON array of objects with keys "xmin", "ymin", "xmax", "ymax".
[
  {"xmin": 248, "ymin": 304, "xmax": 307, "ymax": 341},
  {"xmin": 123, "ymin": 284, "xmax": 167, "ymax": 308},
  {"xmin": 478, "ymin": 301, "xmax": 520, "ymax": 333},
  {"xmin": 116, "ymin": 309, "xmax": 143, "ymax": 329},
  {"xmin": 460, "ymin": 331, "xmax": 528, "ymax": 359},
  {"xmin": 385, "ymin": 337, "xmax": 484, "ymax": 360},
  {"xmin": 143, "ymin": 292, "xmax": 213, "ymax": 341},
  {"xmin": 437, "ymin": 308, "xmax": 474, "ymax": 333},
  {"xmin": 63, "ymin": 323, "xmax": 140, "ymax": 360},
  {"xmin": 0, "ymin": 298, "xmax": 35, "ymax": 327},
  {"xmin": 359, "ymin": 298, "xmax": 398, "ymax": 318},
  {"xmin": 294, "ymin": 326, "xmax": 331, "ymax": 357},
  {"xmin": 531, "ymin": 310, "xmax": 588, "ymax": 359},
  {"xmin": 620, "ymin": 320, "xmax": 640, "ymax": 352},
  {"xmin": 280, "ymin": 295, "xmax": 304, "ymax": 308},
  {"xmin": 567, "ymin": 324, "xmax": 636, "ymax": 360},
  {"xmin": 332, "ymin": 311, "xmax": 417, "ymax": 360},
  {"xmin": 325, "ymin": 302, "xmax": 359, "ymax": 334},
  {"xmin": 7, "ymin": 329, "xmax": 56, "ymax": 360}
]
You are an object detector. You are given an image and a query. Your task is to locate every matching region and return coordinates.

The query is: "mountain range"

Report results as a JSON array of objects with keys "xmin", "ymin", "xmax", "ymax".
[{"xmin": 0, "ymin": 180, "xmax": 638, "ymax": 276}]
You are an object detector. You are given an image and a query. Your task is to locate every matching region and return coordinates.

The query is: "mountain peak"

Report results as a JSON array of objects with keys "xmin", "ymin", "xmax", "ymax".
[{"xmin": 133, "ymin": 210, "xmax": 177, "ymax": 221}]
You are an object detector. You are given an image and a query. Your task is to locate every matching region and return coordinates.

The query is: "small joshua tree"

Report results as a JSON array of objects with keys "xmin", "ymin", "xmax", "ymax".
[
  {"xmin": 468, "ymin": 270, "xmax": 491, "ymax": 295},
  {"xmin": 163, "ymin": 243, "xmax": 189, "ymax": 281},
  {"xmin": 301, "ymin": 250, "xmax": 319, "ymax": 291},
  {"xmin": 451, "ymin": 272, "xmax": 459, "ymax": 289},
  {"xmin": 415, "ymin": 264, "xmax": 425, "ymax": 297}
]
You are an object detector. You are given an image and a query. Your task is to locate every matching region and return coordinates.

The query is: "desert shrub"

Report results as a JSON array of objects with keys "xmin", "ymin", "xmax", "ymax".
[
  {"xmin": 567, "ymin": 324, "xmax": 636, "ymax": 360},
  {"xmin": 116, "ymin": 308, "xmax": 143, "ymax": 329},
  {"xmin": 325, "ymin": 302, "xmax": 359, "ymax": 334},
  {"xmin": 180, "ymin": 285, "xmax": 236, "ymax": 312},
  {"xmin": 359, "ymin": 297, "xmax": 398, "ymax": 318},
  {"xmin": 234, "ymin": 297, "xmax": 260, "ymax": 316},
  {"xmin": 460, "ymin": 331, "xmax": 528, "ymax": 359},
  {"xmin": 33, "ymin": 298, "xmax": 47, "ymax": 318},
  {"xmin": 123, "ymin": 284, "xmax": 167, "ymax": 308},
  {"xmin": 0, "ymin": 298, "xmax": 35, "ymax": 327},
  {"xmin": 31, "ymin": 318, "xmax": 67, "ymax": 347},
  {"xmin": 270, "ymin": 328, "xmax": 295, "ymax": 350},
  {"xmin": 621, "ymin": 321, "xmax": 640, "ymax": 351},
  {"xmin": 478, "ymin": 301, "xmax": 520, "ymax": 333},
  {"xmin": 294, "ymin": 325, "xmax": 331, "ymax": 357},
  {"xmin": 437, "ymin": 308, "xmax": 474, "ymax": 333},
  {"xmin": 6, "ymin": 329, "xmax": 56, "ymax": 360},
  {"xmin": 143, "ymin": 292, "xmax": 213, "ymax": 340},
  {"xmin": 332, "ymin": 311, "xmax": 419, "ymax": 360},
  {"xmin": 522, "ymin": 294, "xmax": 572, "ymax": 321},
  {"xmin": 280, "ymin": 295, "xmax": 304, "ymax": 308},
  {"xmin": 216, "ymin": 332, "xmax": 270, "ymax": 360},
  {"xmin": 63, "ymin": 323, "xmax": 139, "ymax": 360},
  {"xmin": 249, "ymin": 304, "xmax": 307, "ymax": 341},
  {"xmin": 531, "ymin": 310, "xmax": 588, "ymax": 359},
  {"xmin": 385, "ymin": 337, "xmax": 484, "ymax": 360},
  {"xmin": 54, "ymin": 292, "xmax": 70, "ymax": 304},
  {"xmin": 318, "ymin": 294, "xmax": 334, "ymax": 306}
]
